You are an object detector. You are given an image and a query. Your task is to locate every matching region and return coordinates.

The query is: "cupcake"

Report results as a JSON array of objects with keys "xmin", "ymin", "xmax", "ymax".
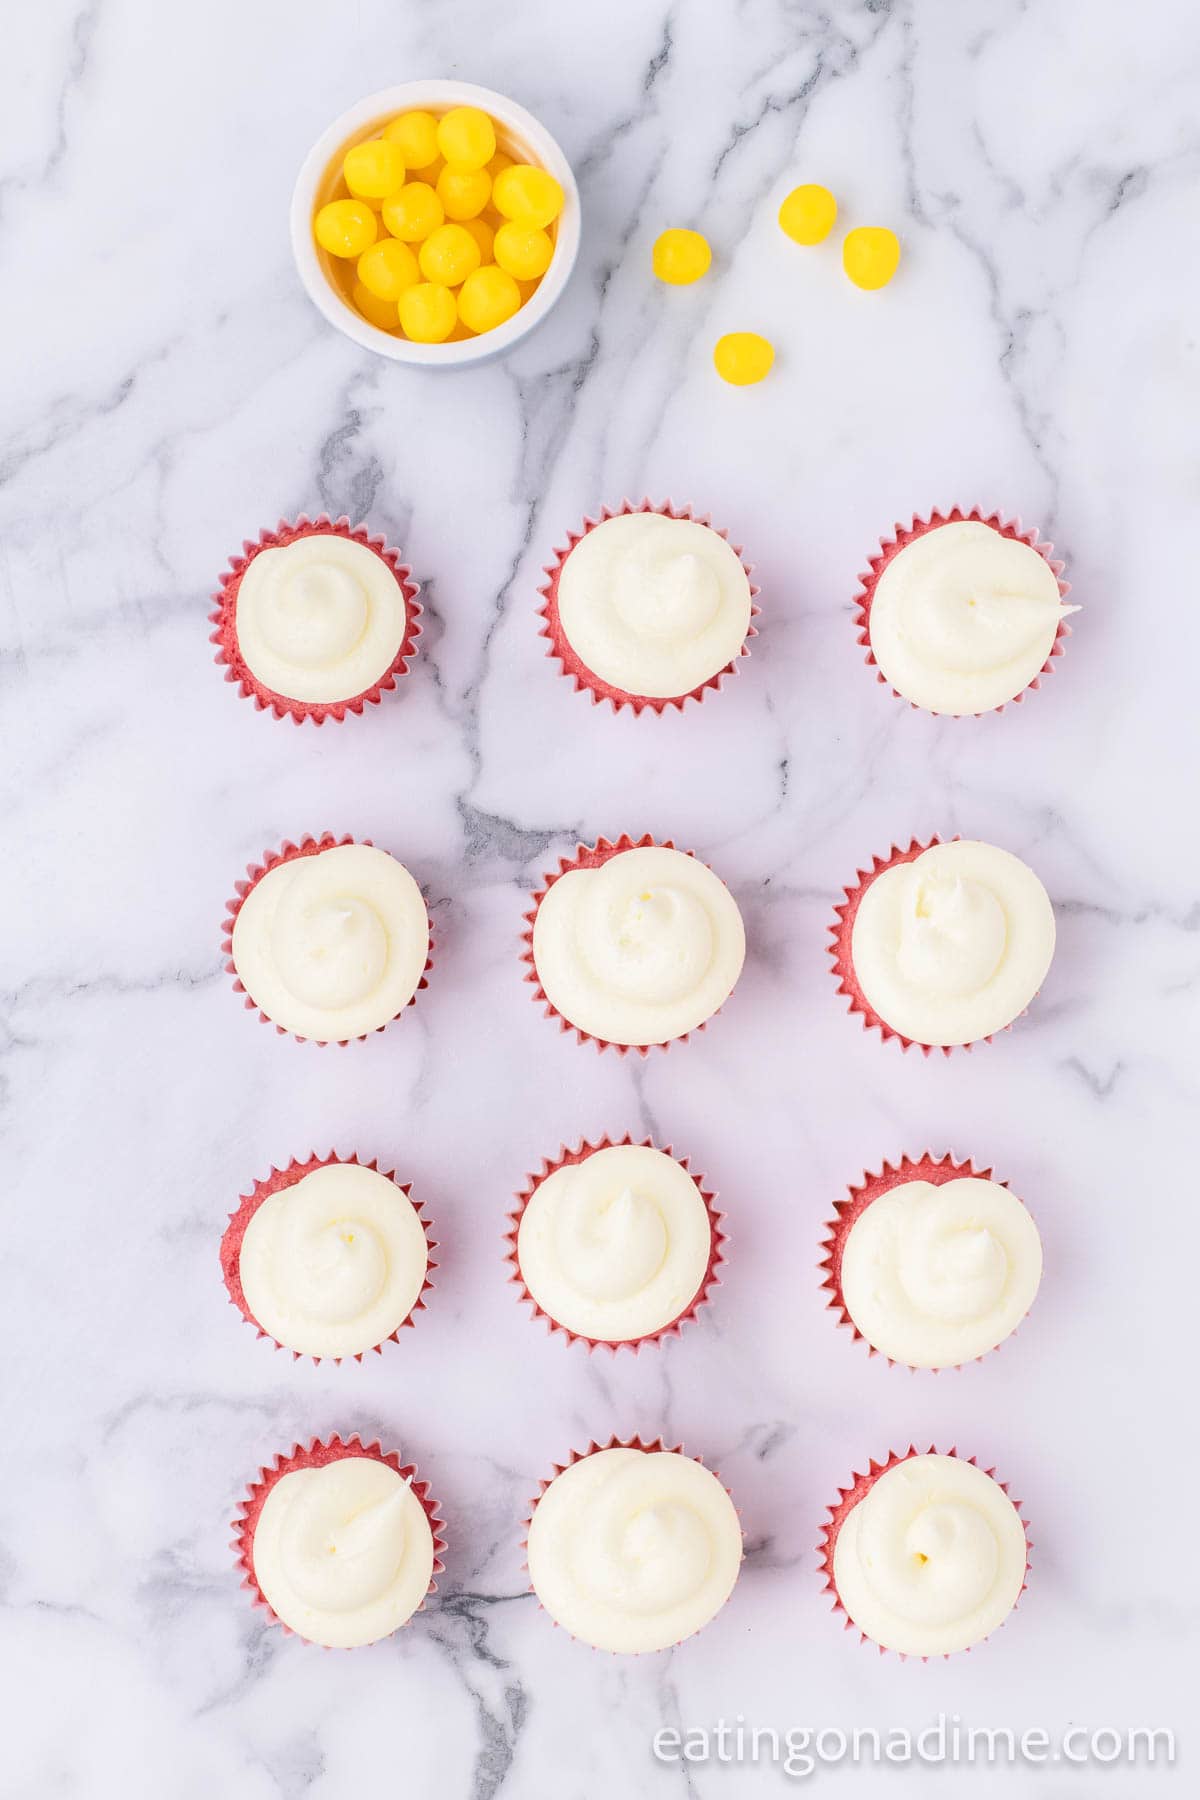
[
  {"xmin": 539, "ymin": 502, "xmax": 757, "ymax": 712},
  {"xmin": 526, "ymin": 1438, "xmax": 742, "ymax": 1652},
  {"xmin": 524, "ymin": 835, "xmax": 745, "ymax": 1052},
  {"xmin": 820, "ymin": 1153, "xmax": 1042, "ymax": 1368},
  {"xmin": 224, "ymin": 834, "xmax": 431, "ymax": 1044},
  {"xmin": 232, "ymin": 1435, "xmax": 445, "ymax": 1648},
  {"xmin": 221, "ymin": 1154, "xmax": 434, "ymax": 1360},
  {"xmin": 508, "ymin": 1138, "xmax": 723, "ymax": 1349},
  {"xmin": 830, "ymin": 837, "xmax": 1055, "ymax": 1051},
  {"xmin": 855, "ymin": 509, "xmax": 1073, "ymax": 716},
  {"xmin": 211, "ymin": 517, "xmax": 421, "ymax": 723},
  {"xmin": 820, "ymin": 1448, "xmax": 1029, "ymax": 1657}
]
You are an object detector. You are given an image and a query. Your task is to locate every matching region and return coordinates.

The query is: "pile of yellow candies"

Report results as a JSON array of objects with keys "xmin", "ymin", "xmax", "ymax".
[{"xmin": 313, "ymin": 106, "xmax": 565, "ymax": 344}]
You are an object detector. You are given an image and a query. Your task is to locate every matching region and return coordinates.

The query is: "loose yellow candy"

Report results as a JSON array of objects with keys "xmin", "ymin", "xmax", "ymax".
[
  {"xmin": 357, "ymin": 236, "xmax": 420, "ymax": 301},
  {"xmin": 314, "ymin": 198, "xmax": 378, "ymax": 258},
  {"xmin": 842, "ymin": 226, "xmax": 900, "ymax": 290},
  {"xmin": 381, "ymin": 182, "xmax": 444, "ymax": 242},
  {"xmin": 713, "ymin": 332, "xmax": 774, "ymax": 385},
  {"xmin": 461, "ymin": 216, "xmax": 495, "ymax": 261},
  {"xmin": 437, "ymin": 165, "xmax": 491, "ymax": 222},
  {"xmin": 778, "ymin": 183, "xmax": 837, "ymax": 246},
  {"xmin": 384, "ymin": 110, "xmax": 439, "ymax": 171},
  {"xmin": 493, "ymin": 221, "xmax": 553, "ymax": 281},
  {"xmin": 418, "ymin": 222, "xmax": 482, "ymax": 287},
  {"xmin": 352, "ymin": 281, "xmax": 400, "ymax": 332},
  {"xmin": 343, "ymin": 138, "xmax": 406, "ymax": 201},
  {"xmin": 398, "ymin": 282, "xmax": 458, "ymax": 343},
  {"xmin": 652, "ymin": 228, "xmax": 711, "ymax": 285},
  {"xmin": 436, "ymin": 106, "xmax": 496, "ymax": 171},
  {"xmin": 457, "ymin": 264, "xmax": 521, "ymax": 334},
  {"xmin": 492, "ymin": 164, "xmax": 563, "ymax": 229}
]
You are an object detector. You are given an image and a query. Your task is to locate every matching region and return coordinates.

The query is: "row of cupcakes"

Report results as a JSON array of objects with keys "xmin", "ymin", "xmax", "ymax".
[
  {"xmin": 223, "ymin": 831, "xmax": 1057, "ymax": 1053},
  {"xmin": 234, "ymin": 1432, "xmax": 1029, "ymax": 1661},
  {"xmin": 210, "ymin": 504, "xmax": 1074, "ymax": 724}
]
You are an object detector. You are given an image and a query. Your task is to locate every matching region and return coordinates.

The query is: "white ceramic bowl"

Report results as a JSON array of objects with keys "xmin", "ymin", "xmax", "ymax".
[{"xmin": 291, "ymin": 80, "xmax": 581, "ymax": 367}]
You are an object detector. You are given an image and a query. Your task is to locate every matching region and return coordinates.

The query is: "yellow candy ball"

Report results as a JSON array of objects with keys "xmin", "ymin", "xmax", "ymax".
[
  {"xmin": 380, "ymin": 182, "xmax": 444, "ymax": 242},
  {"xmin": 778, "ymin": 183, "xmax": 837, "ymax": 246},
  {"xmin": 493, "ymin": 220, "xmax": 553, "ymax": 281},
  {"xmin": 343, "ymin": 139, "xmax": 406, "ymax": 201},
  {"xmin": 436, "ymin": 106, "xmax": 496, "ymax": 171},
  {"xmin": 492, "ymin": 164, "xmax": 564, "ymax": 229},
  {"xmin": 651, "ymin": 227, "xmax": 712, "ymax": 285},
  {"xmin": 418, "ymin": 222, "xmax": 482, "ymax": 287},
  {"xmin": 398, "ymin": 282, "xmax": 458, "ymax": 343},
  {"xmin": 437, "ymin": 164, "xmax": 491, "ymax": 222},
  {"xmin": 352, "ymin": 281, "xmax": 400, "ymax": 332},
  {"xmin": 461, "ymin": 216, "xmax": 495, "ymax": 261},
  {"xmin": 384, "ymin": 110, "xmax": 440, "ymax": 171},
  {"xmin": 314, "ymin": 198, "xmax": 378, "ymax": 258},
  {"xmin": 457, "ymin": 264, "xmax": 522, "ymax": 334},
  {"xmin": 713, "ymin": 332, "xmax": 774, "ymax": 386},
  {"xmin": 842, "ymin": 226, "xmax": 901, "ymax": 290},
  {"xmin": 357, "ymin": 236, "xmax": 420, "ymax": 301}
]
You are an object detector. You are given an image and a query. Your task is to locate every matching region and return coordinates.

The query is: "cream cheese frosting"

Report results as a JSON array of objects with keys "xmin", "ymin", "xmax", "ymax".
[
  {"xmin": 239, "ymin": 1162, "xmax": 429, "ymax": 1358},
  {"xmin": 867, "ymin": 520, "xmax": 1071, "ymax": 715},
  {"xmin": 840, "ymin": 1177, "xmax": 1042, "ymax": 1368},
  {"xmin": 531, "ymin": 846, "xmax": 745, "ymax": 1046},
  {"xmin": 556, "ymin": 513, "xmax": 752, "ymax": 698},
  {"xmin": 850, "ymin": 840, "xmax": 1054, "ymax": 1047},
  {"xmin": 832, "ymin": 1453, "xmax": 1027, "ymax": 1656},
  {"xmin": 231, "ymin": 843, "xmax": 429, "ymax": 1041},
  {"xmin": 526, "ymin": 1448, "xmax": 742, "ymax": 1652},
  {"xmin": 517, "ymin": 1144, "xmax": 712, "ymax": 1342},
  {"xmin": 235, "ymin": 534, "xmax": 410, "ymax": 704},
  {"xmin": 252, "ymin": 1455, "xmax": 434, "ymax": 1648}
]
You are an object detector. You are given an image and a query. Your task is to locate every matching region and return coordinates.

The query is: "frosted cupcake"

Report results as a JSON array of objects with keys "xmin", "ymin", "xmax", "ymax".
[
  {"xmin": 821, "ymin": 1449, "xmax": 1029, "ymax": 1657},
  {"xmin": 526, "ymin": 1439, "xmax": 742, "ymax": 1652},
  {"xmin": 855, "ymin": 510, "xmax": 1073, "ymax": 716},
  {"xmin": 540, "ymin": 503, "xmax": 757, "ymax": 712},
  {"xmin": 524, "ymin": 835, "xmax": 746, "ymax": 1051},
  {"xmin": 830, "ymin": 837, "xmax": 1055, "ymax": 1051},
  {"xmin": 224, "ymin": 835, "xmax": 431, "ymax": 1043}
]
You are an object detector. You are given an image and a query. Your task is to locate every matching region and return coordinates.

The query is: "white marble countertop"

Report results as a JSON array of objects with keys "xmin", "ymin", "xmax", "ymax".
[{"xmin": 3, "ymin": 1, "xmax": 1198, "ymax": 1794}]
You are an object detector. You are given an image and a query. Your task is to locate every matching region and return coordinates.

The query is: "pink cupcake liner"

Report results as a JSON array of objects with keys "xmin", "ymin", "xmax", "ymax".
[
  {"xmin": 231, "ymin": 1433, "xmax": 446, "ymax": 1648},
  {"xmin": 221, "ymin": 833, "xmax": 434, "ymax": 1045},
  {"xmin": 538, "ymin": 499, "xmax": 759, "ymax": 714},
  {"xmin": 505, "ymin": 1134, "xmax": 725, "ymax": 1351},
  {"xmin": 853, "ymin": 506, "xmax": 1070, "ymax": 716},
  {"xmin": 818, "ymin": 1445, "xmax": 1031, "ymax": 1660},
  {"xmin": 210, "ymin": 515, "xmax": 421, "ymax": 725},
  {"xmin": 220, "ymin": 1152, "xmax": 436, "ymax": 1362}
]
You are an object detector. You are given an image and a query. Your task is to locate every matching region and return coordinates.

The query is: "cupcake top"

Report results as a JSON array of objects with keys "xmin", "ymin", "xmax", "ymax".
[
  {"xmin": 532, "ymin": 845, "xmax": 745, "ymax": 1047},
  {"xmin": 832, "ymin": 1453, "xmax": 1026, "ymax": 1656},
  {"xmin": 839, "ymin": 1176, "xmax": 1042, "ymax": 1368},
  {"xmin": 236, "ymin": 1162, "xmax": 429, "ymax": 1358},
  {"xmin": 231, "ymin": 842, "xmax": 428, "ymax": 1041},
  {"xmin": 252, "ymin": 1454, "xmax": 434, "ymax": 1647},
  {"xmin": 527, "ymin": 1447, "xmax": 742, "ymax": 1652},
  {"xmin": 867, "ymin": 520, "xmax": 1070, "ymax": 716},
  {"xmin": 234, "ymin": 532, "xmax": 412, "ymax": 705},
  {"xmin": 516, "ymin": 1144, "xmax": 713, "ymax": 1343},
  {"xmin": 850, "ymin": 840, "xmax": 1054, "ymax": 1047},
  {"xmin": 555, "ymin": 512, "xmax": 752, "ymax": 699}
]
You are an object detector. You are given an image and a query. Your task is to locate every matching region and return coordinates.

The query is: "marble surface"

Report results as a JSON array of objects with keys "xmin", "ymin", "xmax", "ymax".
[{"xmin": 3, "ymin": 1, "xmax": 1198, "ymax": 1795}]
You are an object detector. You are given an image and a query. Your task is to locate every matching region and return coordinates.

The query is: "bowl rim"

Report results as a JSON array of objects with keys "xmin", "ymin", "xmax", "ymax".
[{"xmin": 290, "ymin": 79, "xmax": 581, "ymax": 367}]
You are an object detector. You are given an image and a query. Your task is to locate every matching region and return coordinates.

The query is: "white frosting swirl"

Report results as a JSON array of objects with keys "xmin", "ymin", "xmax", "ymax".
[
  {"xmin": 526, "ymin": 1448, "xmax": 743, "ymax": 1652},
  {"xmin": 832, "ymin": 1453, "xmax": 1027, "ymax": 1656},
  {"xmin": 556, "ymin": 513, "xmax": 752, "ymax": 698},
  {"xmin": 235, "ymin": 533, "xmax": 410, "ymax": 704},
  {"xmin": 231, "ymin": 843, "xmax": 429, "ymax": 1042},
  {"xmin": 252, "ymin": 1455, "xmax": 434, "ymax": 1648},
  {"xmin": 840, "ymin": 1177, "xmax": 1042, "ymax": 1367},
  {"xmin": 532, "ymin": 846, "xmax": 745, "ymax": 1046},
  {"xmin": 868, "ymin": 521, "xmax": 1072, "ymax": 715},
  {"xmin": 239, "ymin": 1162, "xmax": 429, "ymax": 1358},
  {"xmin": 850, "ymin": 840, "xmax": 1054, "ymax": 1047},
  {"xmin": 517, "ymin": 1144, "xmax": 712, "ymax": 1341}
]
